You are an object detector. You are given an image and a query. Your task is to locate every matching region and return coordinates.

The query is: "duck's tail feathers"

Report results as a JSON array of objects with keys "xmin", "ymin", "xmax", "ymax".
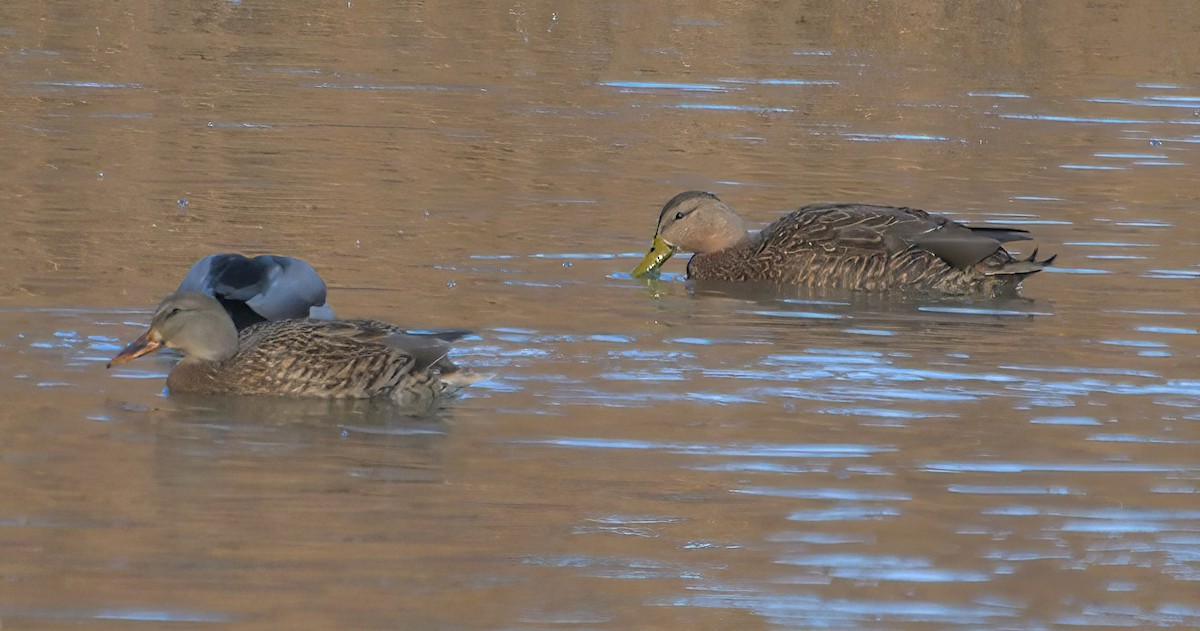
[
  {"xmin": 967, "ymin": 226, "xmax": 1033, "ymax": 243},
  {"xmin": 984, "ymin": 248, "xmax": 1058, "ymax": 278}
]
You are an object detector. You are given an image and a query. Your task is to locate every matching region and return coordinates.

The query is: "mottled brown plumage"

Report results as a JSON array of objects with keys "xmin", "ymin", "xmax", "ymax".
[
  {"xmin": 632, "ymin": 191, "xmax": 1056, "ymax": 296},
  {"xmin": 109, "ymin": 292, "xmax": 481, "ymax": 414}
]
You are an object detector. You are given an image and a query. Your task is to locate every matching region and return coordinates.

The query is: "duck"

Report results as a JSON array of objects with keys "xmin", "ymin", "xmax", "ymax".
[
  {"xmin": 108, "ymin": 292, "xmax": 482, "ymax": 414},
  {"xmin": 631, "ymin": 191, "xmax": 1056, "ymax": 295},
  {"xmin": 176, "ymin": 254, "xmax": 333, "ymax": 330}
]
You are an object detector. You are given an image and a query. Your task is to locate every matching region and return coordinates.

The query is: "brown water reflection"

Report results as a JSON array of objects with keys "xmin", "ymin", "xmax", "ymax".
[{"xmin": 3, "ymin": 1, "xmax": 1200, "ymax": 628}]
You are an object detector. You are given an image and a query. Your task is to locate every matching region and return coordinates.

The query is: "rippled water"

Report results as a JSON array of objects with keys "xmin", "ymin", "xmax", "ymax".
[{"xmin": 2, "ymin": 1, "xmax": 1200, "ymax": 629}]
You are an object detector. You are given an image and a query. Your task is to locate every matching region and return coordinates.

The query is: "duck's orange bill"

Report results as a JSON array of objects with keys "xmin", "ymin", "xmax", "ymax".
[{"xmin": 107, "ymin": 330, "xmax": 161, "ymax": 368}]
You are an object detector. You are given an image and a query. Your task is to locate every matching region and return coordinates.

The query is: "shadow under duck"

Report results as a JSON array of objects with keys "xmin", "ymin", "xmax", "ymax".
[
  {"xmin": 632, "ymin": 191, "xmax": 1056, "ymax": 296},
  {"xmin": 108, "ymin": 292, "xmax": 482, "ymax": 414},
  {"xmin": 177, "ymin": 253, "xmax": 334, "ymax": 330}
]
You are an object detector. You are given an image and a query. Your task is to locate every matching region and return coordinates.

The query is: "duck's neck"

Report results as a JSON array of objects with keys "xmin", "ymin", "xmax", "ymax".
[
  {"xmin": 166, "ymin": 357, "xmax": 227, "ymax": 394},
  {"xmin": 166, "ymin": 318, "xmax": 240, "ymax": 393},
  {"xmin": 694, "ymin": 213, "xmax": 750, "ymax": 254},
  {"xmin": 186, "ymin": 330, "xmax": 239, "ymax": 362},
  {"xmin": 686, "ymin": 234, "xmax": 759, "ymax": 281}
]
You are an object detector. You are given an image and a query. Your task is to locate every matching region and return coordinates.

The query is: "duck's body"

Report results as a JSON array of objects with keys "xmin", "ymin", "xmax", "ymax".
[
  {"xmin": 109, "ymin": 293, "xmax": 480, "ymax": 414},
  {"xmin": 177, "ymin": 254, "xmax": 333, "ymax": 330},
  {"xmin": 168, "ymin": 319, "xmax": 469, "ymax": 407},
  {"xmin": 632, "ymin": 192, "xmax": 1055, "ymax": 296}
]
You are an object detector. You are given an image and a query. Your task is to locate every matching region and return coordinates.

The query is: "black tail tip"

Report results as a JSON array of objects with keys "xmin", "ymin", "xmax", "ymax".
[{"xmin": 1024, "ymin": 248, "xmax": 1057, "ymax": 267}]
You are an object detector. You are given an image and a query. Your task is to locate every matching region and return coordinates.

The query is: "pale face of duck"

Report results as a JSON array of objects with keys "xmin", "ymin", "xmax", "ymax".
[
  {"xmin": 108, "ymin": 292, "xmax": 240, "ymax": 367},
  {"xmin": 631, "ymin": 191, "xmax": 750, "ymax": 278}
]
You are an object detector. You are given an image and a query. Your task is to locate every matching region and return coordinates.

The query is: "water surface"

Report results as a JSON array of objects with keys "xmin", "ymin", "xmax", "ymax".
[{"xmin": 2, "ymin": 1, "xmax": 1199, "ymax": 629}]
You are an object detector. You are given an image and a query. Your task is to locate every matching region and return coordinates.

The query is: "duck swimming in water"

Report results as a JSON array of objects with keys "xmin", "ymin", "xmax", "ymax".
[
  {"xmin": 631, "ymin": 191, "xmax": 1055, "ymax": 296},
  {"xmin": 108, "ymin": 292, "xmax": 482, "ymax": 414}
]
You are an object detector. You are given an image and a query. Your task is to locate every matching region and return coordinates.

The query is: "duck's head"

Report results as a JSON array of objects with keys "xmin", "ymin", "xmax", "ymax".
[
  {"xmin": 631, "ymin": 191, "xmax": 749, "ymax": 278},
  {"xmin": 108, "ymin": 292, "xmax": 239, "ymax": 368}
]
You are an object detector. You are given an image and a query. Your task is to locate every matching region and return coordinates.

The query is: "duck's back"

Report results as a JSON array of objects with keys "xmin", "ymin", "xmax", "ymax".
[
  {"xmin": 688, "ymin": 203, "xmax": 1042, "ymax": 294},
  {"xmin": 167, "ymin": 319, "xmax": 450, "ymax": 400}
]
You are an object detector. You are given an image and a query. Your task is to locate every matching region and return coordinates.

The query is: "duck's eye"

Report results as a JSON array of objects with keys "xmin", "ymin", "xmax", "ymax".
[
  {"xmin": 167, "ymin": 308, "xmax": 182, "ymax": 318},
  {"xmin": 675, "ymin": 211, "xmax": 685, "ymax": 220}
]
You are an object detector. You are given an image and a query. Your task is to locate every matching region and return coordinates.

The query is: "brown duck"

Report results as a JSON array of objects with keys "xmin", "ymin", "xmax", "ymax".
[
  {"xmin": 108, "ymin": 292, "xmax": 483, "ymax": 413},
  {"xmin": 631, "ymin": 191, "xmax": 1056, "ymax": 295}
]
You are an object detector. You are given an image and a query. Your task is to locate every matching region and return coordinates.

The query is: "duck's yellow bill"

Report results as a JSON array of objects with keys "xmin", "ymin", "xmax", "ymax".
[{"xmin": 631, "ymin": 235, "xmax": 677, "ymax": 278}]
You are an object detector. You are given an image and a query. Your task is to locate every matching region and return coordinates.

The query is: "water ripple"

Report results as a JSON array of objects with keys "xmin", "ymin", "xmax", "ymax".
[
  {"xmin": 926, "ymin": 462, "xmax": 1199, "ymax": 474},
  {"xmin": 657, "ymin": 590, "xmax": 1019, "ymax": 625},
  {"xmin": 32, "ymin": 80, "xmax": 142, "ymax": 89},
  {"xmin": 787, "ymin": 505, "xmax": 902, "ymax": 521},
  {"xmin": 735, "ymin": 487, "xmax": 911, "ymax": 501},
  {"xmin": 1000, "ymin": 113, "xmax": 1200, "ymax": 125},
  {"xmin": 598, "ymin": 80, "xmax": 731, "ymax": 92},
  {"xmin": 512, "ymin": 437, "xmax": 894, "ymax": 458}
]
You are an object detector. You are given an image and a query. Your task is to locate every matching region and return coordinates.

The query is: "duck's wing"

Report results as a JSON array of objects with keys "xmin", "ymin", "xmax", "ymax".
[
  {"xmin": 236, "ymin": 319, "xmax": 418, "ymax": 396},
  {"xmin": 780, "ymin": 204, "xmax": 1031, "ymax": 270},
  {"xmin": 329, "ymin": 321, "xmax": 468, "ymax": 372},
  {"xmin": 177, "ymin": 253, "xmax": 239, "ymax": 294},
  {"xmin": 909, "ymin": 225, "xmax": 1030, "ymax": 269},
  {"xmin": 282, "ymin": 319, "xmax": 467, "ymax": 371},
  {"xmin": 241, "ymin": 256, "xmax": 331, "ymax": 321},
  {"xmin": 761, "ymin": 203, "xmax": 913, "ymax": 256},
  {"xmin": 177, "ymin": 254, "xmax": 332, "ymax": 322}
]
